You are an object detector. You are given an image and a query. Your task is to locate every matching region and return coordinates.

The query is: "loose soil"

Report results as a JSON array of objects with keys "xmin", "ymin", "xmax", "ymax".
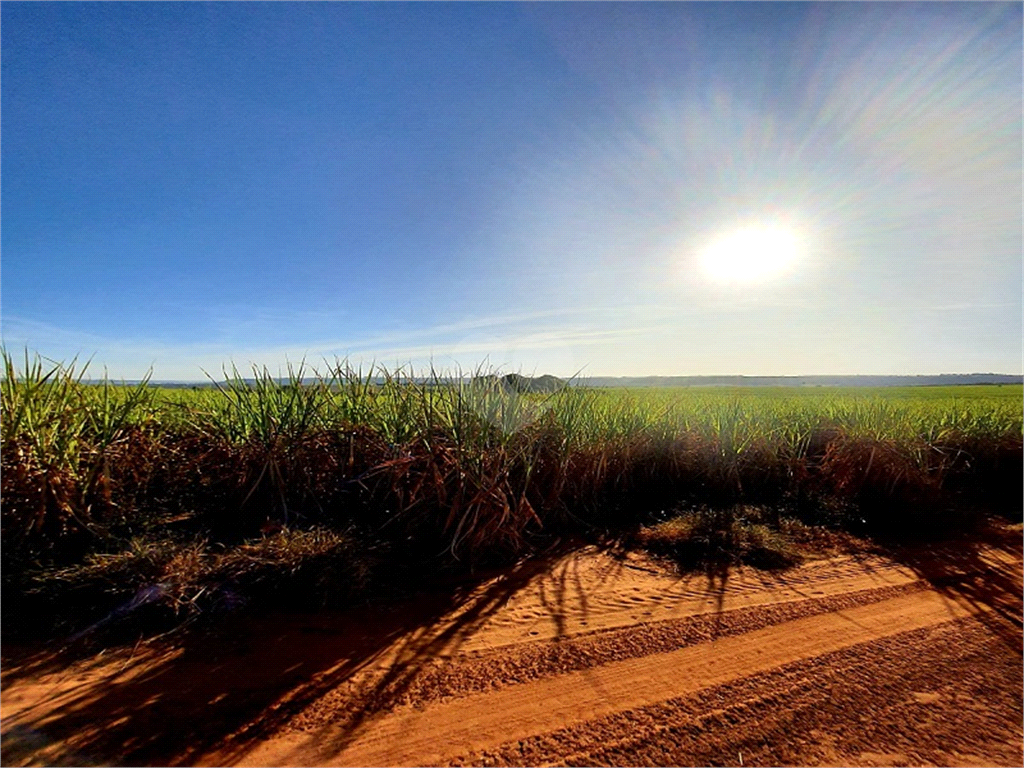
[{"xmin": 2, "ymin": 528, "xmax": 1021, "ymax": 767}]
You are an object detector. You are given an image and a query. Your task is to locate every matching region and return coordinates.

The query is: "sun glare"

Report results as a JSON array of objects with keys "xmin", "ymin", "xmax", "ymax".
[{"xmin": 699, "ymin": 225, "xmax": 800, "ymax": 282}]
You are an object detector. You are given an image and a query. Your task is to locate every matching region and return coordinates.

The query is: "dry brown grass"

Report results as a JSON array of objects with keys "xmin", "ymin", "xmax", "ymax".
[
  {"xmin": 635, "ymin": 507, "xmax": 806, "ymax": 572},
  {"xmin": 2, "ymin": 353, "xmax": 1019, "ymax": 641}
]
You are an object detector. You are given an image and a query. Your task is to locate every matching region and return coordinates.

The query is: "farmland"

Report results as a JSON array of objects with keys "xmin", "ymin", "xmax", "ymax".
[
  {"xmin": 2, "ymin": 350, "xmax": 1020, "ymax": 638},
  {"xmin": 1, "ymin": 352, "xmax": 1022, "ymax": 766}
]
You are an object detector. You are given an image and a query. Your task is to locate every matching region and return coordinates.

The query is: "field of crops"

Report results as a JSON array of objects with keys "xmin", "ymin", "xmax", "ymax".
[{"xmin": 2, "ymin": 351, "xmax": 1021, "ymax": 638}]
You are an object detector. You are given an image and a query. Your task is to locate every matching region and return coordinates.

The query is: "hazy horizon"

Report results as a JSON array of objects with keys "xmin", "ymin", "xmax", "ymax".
[
  {"xmin": 15, "ymin": 366, "xmax": 1020, "ymax": 387},
  {"xmin": 3, "ymin": 3, "xmax": 1021, "ymax": 380}
]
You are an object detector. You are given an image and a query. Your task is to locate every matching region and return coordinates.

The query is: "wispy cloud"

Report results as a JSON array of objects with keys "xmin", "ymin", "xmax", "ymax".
[
  {"xmin": 6, "ymin": 288, "xmax": 1020, "ymax": 380},
  {"xmin": 0, "ymin": 309, "xmax": 672, "ymax": 380}
]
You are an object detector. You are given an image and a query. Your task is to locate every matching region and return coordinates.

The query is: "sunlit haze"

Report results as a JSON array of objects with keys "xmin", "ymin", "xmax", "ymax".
[{"xmin": 2, "ymin": 3, "xmax": 1020, "ymax": 380}]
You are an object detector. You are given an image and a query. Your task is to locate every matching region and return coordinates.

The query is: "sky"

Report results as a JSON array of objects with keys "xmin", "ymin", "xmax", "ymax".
[{"xmin": 2, "ymin": 2, "xmax": 1021, "ymax": 380}]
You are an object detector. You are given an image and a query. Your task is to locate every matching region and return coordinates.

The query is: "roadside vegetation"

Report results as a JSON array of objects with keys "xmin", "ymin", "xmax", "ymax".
[{"xmin": 2, "ymin": 350, "xmax": 1020, "ymax": 641}]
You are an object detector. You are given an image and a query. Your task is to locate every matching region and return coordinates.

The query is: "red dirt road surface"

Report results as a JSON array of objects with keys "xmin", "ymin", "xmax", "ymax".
[{"xmin": 2, "ymin": 530, "xmax": 1021, "ymax": 767}]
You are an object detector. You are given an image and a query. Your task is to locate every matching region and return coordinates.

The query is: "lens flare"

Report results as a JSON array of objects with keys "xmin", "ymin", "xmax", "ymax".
[{"xmin": 699, "ymin": 225, "xmax": 800, "ymax": 282}]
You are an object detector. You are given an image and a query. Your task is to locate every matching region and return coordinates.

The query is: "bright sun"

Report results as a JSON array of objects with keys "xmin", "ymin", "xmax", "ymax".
[{"xmin": 699, "ymin": 224, "xmax": 800, "ymax": 282}]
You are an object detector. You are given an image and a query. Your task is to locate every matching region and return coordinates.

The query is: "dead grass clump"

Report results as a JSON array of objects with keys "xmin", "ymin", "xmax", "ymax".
[
  {"xmin": 19, "ymin": 538, "xmax": 205, "ymax": 638},
  {"xmin": 22, "ymin": 528, "xmax": 372, "ymax": 640},
  {"xmin": 636, "ymin": 507, "xmax": 803, "ymax": 572},
  {"xmin": 209, "ymin": 527, "xmax": 373, "ymax": 606}
]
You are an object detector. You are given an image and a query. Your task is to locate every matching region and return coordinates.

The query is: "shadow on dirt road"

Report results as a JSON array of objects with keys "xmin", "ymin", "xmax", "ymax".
[{"xmin": 1, "ymin": 542, "xmax": 625, "ymax": 767}]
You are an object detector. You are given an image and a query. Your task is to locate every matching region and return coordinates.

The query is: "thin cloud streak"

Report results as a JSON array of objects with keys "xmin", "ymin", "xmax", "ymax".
[
  {"xmin": 0, "ymin": 311, "xmax": 669, "ymax": 380},
  {"xmin": 5, "ymin": 299, "xmax": 1019, "ymax": 380}
]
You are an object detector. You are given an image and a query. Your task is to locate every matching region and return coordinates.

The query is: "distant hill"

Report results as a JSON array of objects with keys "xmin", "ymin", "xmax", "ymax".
[
  {"xmin": 501, "ymin": 373, "xmax": 567, "ymax": 393},
  {"xmin": 469, "ymin": 373, "xmax": 568, "ymax": 393}
]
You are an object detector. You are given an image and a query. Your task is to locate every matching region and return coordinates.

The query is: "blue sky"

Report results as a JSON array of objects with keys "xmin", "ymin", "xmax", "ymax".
[{"xmin": 2, "ymin": 2, "xmax": 1021, "ymax": 379}]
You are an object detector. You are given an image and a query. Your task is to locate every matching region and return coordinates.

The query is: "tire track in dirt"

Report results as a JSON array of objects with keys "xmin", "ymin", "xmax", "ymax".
[
  {"xmin": 4, "ymin": 541, "xmax": 1019, "ymax": 768},
  {"xmin": 285, "ymin": 580, "xmax": 928, "ymax": 732},
  {"xmin": 229, "ymin": 589, "xmax": 987, "ymax": 767},
  {"xmin": 452, "ymin": 616, "xmax": 1023, "ymax": 768},
  {"xmin": 454, "ymin": 552, "xmax": 918, "ymax": 650},
  {"xmin": 208, "ymin": 551, "xmax": 922, "ymax": 752}
]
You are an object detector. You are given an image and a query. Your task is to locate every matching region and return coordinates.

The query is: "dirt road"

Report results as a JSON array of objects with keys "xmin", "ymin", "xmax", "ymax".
[{"xmin": 2, "ymin": 531, "xmax": 1021, "ymax": 767}]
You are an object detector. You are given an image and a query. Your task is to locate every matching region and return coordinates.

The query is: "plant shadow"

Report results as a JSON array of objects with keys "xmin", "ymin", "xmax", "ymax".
[
  {"xmin": 880, "ymin": 521, "xmax": 1023, "ymax": 653},
  {"xmin": 0, "ymin": 541, "xmax": 616, "ymax": 767}
]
